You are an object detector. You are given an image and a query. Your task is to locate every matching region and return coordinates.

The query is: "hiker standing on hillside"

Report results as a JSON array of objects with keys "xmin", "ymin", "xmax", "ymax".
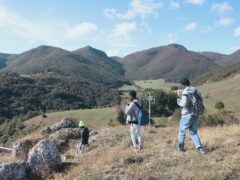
[
  {"xmin": 177, "ymin": 78, "xmax": 205, "ymax": 155},
  {"xmin": 77, "ymin": 120, "xmax": 89, "ymax": 154},
  {"xmin": 125, "ymin": 90, "xmax": 143, "ymax": 150}
]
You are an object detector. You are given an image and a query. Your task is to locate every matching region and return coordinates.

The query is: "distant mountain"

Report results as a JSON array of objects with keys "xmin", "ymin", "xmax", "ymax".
[
  {"xmin": 201, "ymin": 49, "xmax": 240, "ymax": 66},
  {"xmin": 1, "ymin": 45, "xmax": 126, "ymax": 87},
  {"xmin": 122, "ymin": 44, "xmax": 220, "ymax": 82},
  {"xmin": 73, "ymin": 46, "xmax": 125, "ymax": 75},
  {"xmin": 229, "ymin": 50, "xmax": 240, "ymax": 64},
  {"xmin": 0, "ymin": 53, "xmax": 15, "ymax": 69},
  {"xmin": 111, "ymin": 56, "xmax": 122, "ymax": 63}
]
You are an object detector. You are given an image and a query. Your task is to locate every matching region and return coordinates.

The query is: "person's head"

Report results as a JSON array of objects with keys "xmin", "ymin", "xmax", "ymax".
[
  {"xmin": 129, "ymin": 90, "xmax": 137, "ymax": 99},
  {"xmin": 180, "ymin": 78, "xmax": 190, "ymax": 89},
  {"xmin": 79, "ymin": 120, "xmax": 85, "ymax": 129}
]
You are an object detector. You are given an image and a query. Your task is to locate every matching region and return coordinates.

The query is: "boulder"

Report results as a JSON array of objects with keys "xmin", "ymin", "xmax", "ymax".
[
  {"xmin": 0, "ymin": 161, "xmax": 26, "ymax": 180},
  {"xmin": 12, "ymin": 139, "xmax": 35, "ymax": 161},
  {"xmin": 51, "ymin": 118, "xmax": 77, "ymax": 132},
  {"xmin": 49, "ymin": 128, "xmax": 81, "ymax": 151},
  {"xmin": 41, "ymin": 118, "xmax": 77, "ymax": 136},
  {"xmin": 27, "ymin": 138, "xmax": 62, "ymax": 175}
]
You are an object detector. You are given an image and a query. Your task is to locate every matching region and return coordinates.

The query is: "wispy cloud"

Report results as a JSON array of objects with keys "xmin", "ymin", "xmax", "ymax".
[
  {"xmin": 167, "ymin": 33, "xmax": 177, "ymax": 44},
  {"xmin": 234, "ymin": 27, "xmax": 240, "ymax": 37},
  {"xmin": 169, "ymin": 1, "xmax": 180, "ymax": 9},
  {"xmin": 104, "ymin": 0, "xmax": 163, "ymax": 20},
  {"xmin": 217, "ymin": 18, "xmax": 234, "ymax": 27},
  {"xmin": 0, "ymin": 5, "xmax": 65, "ymax": 47},
  {"xmin": 184, "ymin": 22, "xmax": 197, "ymax": 31},
  {"xmin": 211, "ymin": 2, "xmax": 233, "ymax": 14},
  {"xmin": 67, "ymin": 23, "xmax": 98, "ymax": 38},
  {"xmin": 111, "ymin": 22, "xmax": 137, "ymax": 38},
  {"xmin": 186, "ymin": 0, "xmax": 205, "ymax": 5},
  {"xmin": 230, "ymin": 46, "xmax": 240, "ymax": 52}
]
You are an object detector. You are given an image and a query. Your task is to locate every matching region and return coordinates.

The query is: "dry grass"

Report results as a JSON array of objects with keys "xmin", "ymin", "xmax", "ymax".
[
  {"xmin": 48, "ymin": 124, "xmax": 240, "ymax": 180},
  {"xmin": 0, "ymin": 153, "xmax": 15, "ymax": 163}
]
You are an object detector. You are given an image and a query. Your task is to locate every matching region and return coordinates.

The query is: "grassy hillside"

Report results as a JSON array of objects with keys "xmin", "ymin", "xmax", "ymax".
[
  {"xmin": 24, "ymin": 107, "xmax": 117, "ymax": 131},
  {"xmin": 192, "ymin": 62, "xmax": 240, "ymax": 86},
  {"xmin": 119, "ymin": 76, "xmax": 240, "ymax": 114},
  {"xmin": 118, "ymin": 79, "xmax": 178, "ymax": 92},
  {"xmin": 198, "ymin": 74, "xmax": 240, "ymax": 113},
  {"xmin": 134, "ymin": 79, "xmax": 178, "ymax": 91},
  {"xmin": 3, "ymin": 124, "xmax": 238, "ymax": 179}
]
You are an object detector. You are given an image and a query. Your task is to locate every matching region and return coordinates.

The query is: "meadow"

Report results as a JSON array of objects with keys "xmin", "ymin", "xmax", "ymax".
[{"xmin": 120, "ymin": 76, "xmax": 240, "ymax": 114}]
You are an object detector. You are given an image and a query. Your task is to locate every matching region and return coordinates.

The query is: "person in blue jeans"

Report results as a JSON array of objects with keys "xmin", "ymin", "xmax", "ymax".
[{"xmin": 177, "ymin": 78, "xmax": 205, "ymax": 155}]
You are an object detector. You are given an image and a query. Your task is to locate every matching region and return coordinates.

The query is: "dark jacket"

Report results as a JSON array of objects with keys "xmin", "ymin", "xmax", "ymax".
[{"xmin": 81, "ymin": 127, "xmax": 89, "ymax": 145}]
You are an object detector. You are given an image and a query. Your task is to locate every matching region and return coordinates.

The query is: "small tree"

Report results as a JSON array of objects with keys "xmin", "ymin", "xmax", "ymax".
[
  {"xmin": 215, "ymin": 101, "xmax": 225, "ymax": 111},
  {"xmin": 116, "ymin": 109, "xmax": 126, "ymax": 125}
]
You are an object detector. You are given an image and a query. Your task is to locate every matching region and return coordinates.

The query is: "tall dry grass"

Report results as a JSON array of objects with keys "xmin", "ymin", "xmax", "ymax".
[{"xmin": 51, "ymin": 125, "xmax": 240, "ymax": 179}]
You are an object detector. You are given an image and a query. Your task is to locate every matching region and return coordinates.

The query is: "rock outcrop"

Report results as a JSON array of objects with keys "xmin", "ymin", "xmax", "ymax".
[
  {"xmin": 12, "ymin": 139, "xmax": 36, "ymax": 161},
  {"xmin": 0, "ymin": 161, "xmax": 26, "ymax": 180},
  {"xmin": 27, "ymin": 138, "xmax": 62, "ymax": 175}
]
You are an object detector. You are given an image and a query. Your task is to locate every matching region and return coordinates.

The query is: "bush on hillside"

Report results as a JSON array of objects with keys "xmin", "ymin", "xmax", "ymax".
[
  {"xmin": 116, "ymin": 108, "xmax": 126, "ymax": 125},
  {"xmin": 215, "ymin": 101, "xmax": 225, "ymax": 111},
  {"xmin": 170, "ymin": 86, "xmax": 178, "ymax": 91}
]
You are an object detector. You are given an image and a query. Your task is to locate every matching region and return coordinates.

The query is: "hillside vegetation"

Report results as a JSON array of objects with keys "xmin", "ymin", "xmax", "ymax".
[
  {"xmin": 0, "ymin": 73, "xmax": 120, "ymax": 122},
  {"xmin": 192, "ymin": 62, "xmax": 240, "ymax": 86},
  {"xmin": 198, "ymin": 74, "xmax": 240, "ymax": 113}
]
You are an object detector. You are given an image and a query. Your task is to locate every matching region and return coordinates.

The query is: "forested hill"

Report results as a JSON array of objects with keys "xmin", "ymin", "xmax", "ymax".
[{"xmin": 0, "ymin": 73, "xmax": 120, "ymax": 122}]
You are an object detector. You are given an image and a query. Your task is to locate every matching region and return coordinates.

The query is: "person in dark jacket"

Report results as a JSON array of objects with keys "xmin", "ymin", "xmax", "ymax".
[{"xmin": 78, "ymin": 120, "xmax": 89, "ymax": 154}]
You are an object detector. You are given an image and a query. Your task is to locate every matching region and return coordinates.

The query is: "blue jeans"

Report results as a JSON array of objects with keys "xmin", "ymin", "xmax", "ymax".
[{"xmin": 178, "ymin": 114, "xmax": 202, "ymax": 150}]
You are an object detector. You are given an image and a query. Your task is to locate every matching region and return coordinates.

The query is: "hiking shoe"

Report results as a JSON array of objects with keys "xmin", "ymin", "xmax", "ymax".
[
  {"xmin": 139, "ymin": 144, "xmax": 143, "ymax": 150},
  {"xmin": 178, "ymin": 148, "xmax": 185, "ymax": 153},
  {"xmin": 198, "ymin": 148, "xmax": 205, "ymax": 155}
]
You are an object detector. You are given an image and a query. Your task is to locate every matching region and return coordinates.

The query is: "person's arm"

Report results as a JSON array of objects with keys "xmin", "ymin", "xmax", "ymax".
[
  {"xmin": 177, "ymin": 94, "xmax": 188, "ymax": 107},
  {"xmin": 125, "ymin": 102, "xmax": 135, "ymax": 115}
]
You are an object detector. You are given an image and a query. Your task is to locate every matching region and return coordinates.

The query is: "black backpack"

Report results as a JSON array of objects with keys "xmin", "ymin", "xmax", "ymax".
[{"xmin": 184, "ymin": 89, "xmax": 205, "ymax": 116}]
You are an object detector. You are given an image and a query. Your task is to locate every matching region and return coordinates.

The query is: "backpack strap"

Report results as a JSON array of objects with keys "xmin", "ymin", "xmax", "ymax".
[{"xmin": 134, "ymin": 101, "xmax": 143, "ymax": 109}]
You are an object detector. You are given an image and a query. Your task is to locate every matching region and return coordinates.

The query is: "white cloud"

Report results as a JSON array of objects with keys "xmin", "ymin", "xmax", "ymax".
[
  {"xmin": 211, "ymin": 2, "xmax": 233, "ymax": 14},
  {"xmin": 201, "ymin": 26, "xmax": 213, "ymax": 34},
  {"xmin": 112, "ymin": 22, "xmax": 137, "ymax": 38},
  {"xmin": 217, "ymin": 18, "xmax": 234, "ymax": 27},
  {"xmin": 184, "ymin": 22, "xmax": 197, "ymax": 31},
  {"xmin": 167, "ymin": 33, "xmax": 177, "ymax": 44},
  {"xmin": 234, "ymin": 27, "xmax": 240, "ymax": 37},
  {"xmin": 0, "ymin": 5, "xmax": 63, "ymax": 46},
  {"xmin": 169, "ymin": 1, "xmax": 180, "ymax": 9},
  {"xmin": 106, "ymin": 49, "xmax": 122, "ymax": 57},
  {"xmin": 67, "ymin": 23, "xmax": 98, "ymax": 38},
  {"xmin": 186, "ymin": 0, "xmax": 205, "ymax": 5},
  {"xmin": 104, "ymin": 0, "xmax": 163, "ymax": 20}
]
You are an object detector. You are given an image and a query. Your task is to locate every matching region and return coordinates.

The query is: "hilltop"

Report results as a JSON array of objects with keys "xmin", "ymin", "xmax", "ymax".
[
  {"xmin": 122, "ymin": 44, "xmax": 220, "ymax": 82},
  {"xmin": 1, "ymin": 45, "xmax": 126, "ymax": 86},
  {"xmin": 201, "ymin": 49, "xmax": 240, "ymax": 66}
]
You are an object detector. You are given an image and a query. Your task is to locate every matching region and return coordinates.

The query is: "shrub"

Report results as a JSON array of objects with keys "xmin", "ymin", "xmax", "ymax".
[
  {"xmin": 215, "ymin": 101, "xmax": 225, "ymax": 110},
  {"xmin": 170, "ymin": 86, "xmax": 178, "ymax": 91},
  {"xmin": 116, "ymin": 109, "xmax": 126, "ymax": 125}
]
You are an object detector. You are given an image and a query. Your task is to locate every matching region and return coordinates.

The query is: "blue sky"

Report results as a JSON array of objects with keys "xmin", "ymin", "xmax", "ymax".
[{"xmin": 0, "ymin": 0, "xmax": 239, "ymax": 56}]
